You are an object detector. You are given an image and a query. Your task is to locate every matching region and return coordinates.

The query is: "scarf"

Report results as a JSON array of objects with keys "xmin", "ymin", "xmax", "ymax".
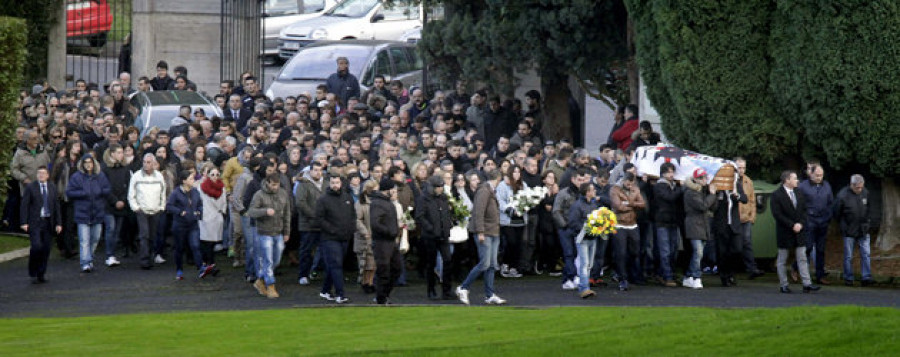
[{"xmin": 201, "ymin": 177, "xmax": 224, "ymax": 198}]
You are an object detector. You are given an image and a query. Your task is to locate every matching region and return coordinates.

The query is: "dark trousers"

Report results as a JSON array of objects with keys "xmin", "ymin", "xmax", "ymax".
[
  {"xmin": 154, "ymin": 213, "xmax": 172, "ymax": 257},
  {"xmin": 520, "ymin": 213, "xmax": 539, "ymax": 272},
  {"xmin": 59, "ymin": 202, "xmax": 78, "ymax": 255},
  {"xmin": 715, "ymin": 225, "xmax": 742, "ymax": 280},
  {"xmin": 500, "ymin": 225, "xmax": 524, "ymax": 270},
  {"xmin": 612, "ymin": 227, "xmax": 640, "ymax": 282},
  {"xmin": 297, "ymin": 231, "xmax": 321, "ymax": 279},
  {"xmin": 28, "ymin": 218, "xmax": 53, "ymax": 278},
  {"xmin": 320, "ymin": 239, "xmax": 349, "ymax": 298},
  {"xmin": 172, "ymin": 223, "xmax": 201, "ymax": 271},
  {"xmin": 200, "ymin": 241, "xmax": 216, "ymax": 265},
  {"xmin": 538, "ymin": 229, "xmax": 559, "ymax": 273},
  {"xmin": 373, "ymin": 239, "xmax": 403, "ymax": 303},
  {"xmin": 590, "ymin": 238, "xmax": 609, "ymax": 279},
  {"xmin": 805, "ymin": 221, "xmax": 828, "ymax": 280},
  {"xmin": 557, "ymin": 228, "xmax": 576, "ymax": 282},
  {"xmin": 422, "ymin": 237, "xmax": 452, "ymax": 295},
  {"xmin": 137, "ymin": 212, "xmax": 160, "ymax": 268}
]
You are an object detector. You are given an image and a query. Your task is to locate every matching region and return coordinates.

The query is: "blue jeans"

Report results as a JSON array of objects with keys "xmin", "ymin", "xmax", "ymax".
[
  {"xmin": 77, "ymin": 223, "xmax": 102, "ymax": 267},
  {"xmin": 589, "ymin": 238, "xmax": 608, "ymax": 280},
  {"xmin": 656, "ymin": 226, "xmax": 680, "ymax": 280},
  {"xmin": 577, "ymin": 238, "xmax": 597, "ymax": 292},
  {"xmin": 172, "ymin": 223, "xmax": 201, "ymax": 271},
  {"xmin": 320, "ymin": 239, "xmax": 349, "ymax": 298},
  {"xmin": 461, "ymin": 235, "xmax": 499, "ymax": 298},
  {"xmin": 257, "ymin": 234, "xmax": 285, "ymax": 286},
  {"xmin": 241, "ymin": 216, "xmax": 258, "ymax": 277},
  {"xmin": 103, "ymin": 214, "xmax": 123, "ymax": 258},
  {"xmin": 298, "ymin": 231, "xmax": 321, "ymax": 279},
  {"xmin": 687, "ymin": 240, "xmax": 706, "ymax": 278},
  {"xmin": 557, "ymin": 228, "xmax": 576, "ymax": 282},
  {"xmin": 843, "ymin": 235, "xmax": 872, "ymax": 282}
]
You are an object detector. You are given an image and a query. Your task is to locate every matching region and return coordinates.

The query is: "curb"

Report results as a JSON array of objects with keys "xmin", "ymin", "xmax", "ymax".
[{"xmin": 0, "ymin": 247, "xmax": 29, "ymax": 263}]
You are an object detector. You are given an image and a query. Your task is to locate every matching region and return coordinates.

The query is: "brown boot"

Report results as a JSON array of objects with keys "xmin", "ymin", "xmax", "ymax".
[
  {"xmin": 253, "ymin": 279, "xmax": 266, "ymax": 296},
  {"xmin": 266, "ymin": 284, "xmax": 280, "ymax": 299}
]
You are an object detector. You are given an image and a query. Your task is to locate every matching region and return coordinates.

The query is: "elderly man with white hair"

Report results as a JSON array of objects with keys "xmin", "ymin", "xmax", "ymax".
[{"xmin": 128, "ymin": 153, "xmax": 168, "ymax": 270}]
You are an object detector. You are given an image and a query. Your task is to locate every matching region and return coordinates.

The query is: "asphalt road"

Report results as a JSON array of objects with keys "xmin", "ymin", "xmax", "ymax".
[{"xmin": 0, "ymin": 252, "xmax": 896, "ymax": 318}]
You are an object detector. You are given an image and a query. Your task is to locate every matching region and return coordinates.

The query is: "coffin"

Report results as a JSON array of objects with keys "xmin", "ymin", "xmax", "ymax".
[{"xmin": 631, "ymin": 144, "xmax": 737, "ymax": 191}]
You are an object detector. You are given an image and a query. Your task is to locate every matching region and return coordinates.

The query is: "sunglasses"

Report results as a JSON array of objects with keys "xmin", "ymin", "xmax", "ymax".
[
  {"xmin": 209, "ymin": 173, "xmax": 219, "ymax": 177},
  {"xmin": 52, "ymin": 135, "xmax": 62, "ymax": 139}
]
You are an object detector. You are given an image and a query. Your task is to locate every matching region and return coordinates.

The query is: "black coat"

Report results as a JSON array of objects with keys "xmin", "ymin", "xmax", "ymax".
[
  {"xmin": 369, "ymin": 192, "xmax": 399, "ymax": 241},
  {"xmin": 103, "ymin": 162, "xmax": 132, "ymax": 216},
  {"xmin": 712, "ymin": 180, "xmax": 747, "ymax": 235},
  {"xmin": 653, "ymin": 179, "xmax": 683, "ymax": 227},
  {"xmin": 770, "ymin": 186, "xmax": 807, "ymax": 249},
  {"xmin": 415, "ymin": 187, "xmax": 452, "ymax": 241},
  {"xmin": 316, "ymin": 187, "xmax": 357, "ymax": 241},
  {"xmin": 224, "ymin": 107, "xmax": 253, "ymax": 132},
  {"xmin": 834, "ymin": 186, "xmax": 870, "ymax": 239},
  {"xmin": 20, "ymin": 181, "xmax": 62, "ymax": 228}
]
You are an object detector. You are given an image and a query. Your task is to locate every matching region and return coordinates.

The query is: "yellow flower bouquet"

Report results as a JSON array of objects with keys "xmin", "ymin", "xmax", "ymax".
[{"xmin": 584, "ymin": 207, "xmax": 617, "ymax": 239}]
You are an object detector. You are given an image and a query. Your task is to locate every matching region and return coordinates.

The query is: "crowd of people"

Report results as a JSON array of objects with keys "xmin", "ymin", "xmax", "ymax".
[{"xmin": 8, "ymin": 57, "xmax": 876, "ymax": 304}]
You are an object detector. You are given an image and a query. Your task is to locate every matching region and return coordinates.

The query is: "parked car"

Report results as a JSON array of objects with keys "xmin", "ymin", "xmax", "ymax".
[
  {"xmin": 266, "ymin": 40, "xmax": 422, "ymax": 100},
  {"xmin": 130, "ymin": 91, "xmax": 224, "ymax": 136},
  {"xmin": 263, "ymin": 0, "xmax": 339, "ymax": 60},
  {"xmin": 398, "ymin": 27, "xmax": 421, "ymax": 44},
  {"xmin": 66, "ymin": 0, "xmax": 114, "ymax": 48},
  {"xmin": 277, "ymin": 0, "xmax": 422, "ymax": 60}
]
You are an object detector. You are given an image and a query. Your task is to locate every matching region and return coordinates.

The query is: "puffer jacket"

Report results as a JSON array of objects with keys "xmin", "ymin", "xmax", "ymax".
[
  {"xmin": 247, "ymin": 182, "xmax": 292, "ymax": 237},
  {"xmin": 369, "ymin": 191, "xmax": 399, "ymax": 241},
  {"xmin": 66, "ymin": 155, "xmax": 111, "ymax": 225},
  {"xmin": 683, "ymin": 180, "xmax": 717, "ymax": 241},
  {"xmin": 294, "ymin": 174, "xmax": 324, "ymax": 231},
  {"xmin": 317, "ymin": 186, "xmax": 357, "ymax": 241},
  {"xmin": 610, "ymin": 182, "xmax": 646, "ymax": 226},
  {"xmin": 166, "ymin": 186, "xmax": 202, "ymax": 226},
  {"xmin": 567, "ymin": 195, "xmax": 600, "ymax": 232},
  {"xmin": 415, "ymin": 184, "xmax": 452, "ymax": 241},
  {"xmin": 102, "ymin": 150, "xmax": 132, "ymax": 216}
]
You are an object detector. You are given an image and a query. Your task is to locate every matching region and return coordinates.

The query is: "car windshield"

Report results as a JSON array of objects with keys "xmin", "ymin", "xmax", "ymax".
[
  {"xmin": 279, "ymin": 46, "xmax": 371, "ymax": 80},
  {"xmin": 264, "ymin": 0, "xmax": 327, "ymax": 16},
  {"xmin": 326, "ymin": 0, "xmax": 378, "ymax": 18}
]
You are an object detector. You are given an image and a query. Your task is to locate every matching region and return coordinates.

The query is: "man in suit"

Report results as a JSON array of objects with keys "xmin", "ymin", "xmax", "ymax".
[
  {"xmin": 770, "ymin": 170, "xmax": 821, "ymax": 293},
  {"xmin": 224, "ymin": 94, "xmax": 252, "ymax": 132},
  {"xmin": 20, "ymin": 167, "xmax": 62, "ymax": 284}
]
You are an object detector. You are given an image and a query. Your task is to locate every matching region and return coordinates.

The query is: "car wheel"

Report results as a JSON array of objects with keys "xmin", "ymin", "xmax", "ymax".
[{"xmin": 88, "ymin": 32, "xmax": 108, "ymax": 48}]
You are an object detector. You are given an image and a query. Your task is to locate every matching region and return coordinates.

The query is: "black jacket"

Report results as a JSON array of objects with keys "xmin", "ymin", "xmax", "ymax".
[
  {"xmin": 653, "ymin": 178, "xmax": 683, "ymax": 227},
  {"xmin": 712, "ymin": 180, "xmax": 747, "ymax": 235},
  {"xmin": 316, "ymin": 186, "xmax": 357, "ymax": 241},
  {"xmin": 415, "ymin": 186, "xmax": 452, "ymax": 241},
  {"xmin": 369, "ymin": 191, "xmax": 399, "ymax": 241},
  {"xmin": 834, "ymin": 186, "xmax": 870, "ymax": 238},
  {"xmin": 103, "ymin": 160, "xmax": 132, "ymax": 217},
  {"xmin": 771, "ymin": 186, "xmax": 807, "ymax": 249},
  {"xmin": 20, "ymin": 181, "xmax": 62, "ymax": 228}
]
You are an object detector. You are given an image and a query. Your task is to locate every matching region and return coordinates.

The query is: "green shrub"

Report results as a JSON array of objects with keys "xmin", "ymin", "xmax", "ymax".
[{"xmin": 0, "ymin": 16, "xmax": 28, "ymax": 216}]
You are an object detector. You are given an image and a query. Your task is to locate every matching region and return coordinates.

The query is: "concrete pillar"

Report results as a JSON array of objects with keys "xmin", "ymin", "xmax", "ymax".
[
  {"xmin": 132, "ymin": 0, "xmax": 234, "ymax": 95},
  {"xmin": 47, "ymin": 0, "xmax": 67, "ymax": 88}
]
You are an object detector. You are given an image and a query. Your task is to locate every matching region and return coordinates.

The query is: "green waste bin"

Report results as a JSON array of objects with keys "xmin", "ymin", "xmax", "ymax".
[{"xmin": 750, "ymin": 180, "xmax": 779, "ymax": 259}]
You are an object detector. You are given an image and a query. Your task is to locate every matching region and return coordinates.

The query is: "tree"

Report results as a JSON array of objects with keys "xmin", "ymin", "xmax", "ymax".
[
  {"xmin": 0, "ymin": 16, "xmax": 29, "ymax": 216},
  {"xmin": 628, "ymin": 0, "xmax": 900, "ymax": 250},
  {"xmin": 418, "ymin": 0, "xmax": 629, "ymax": 142},
  {"xmin": 0, "ymin": 0, "xmax": 61, "ymax": 84}
]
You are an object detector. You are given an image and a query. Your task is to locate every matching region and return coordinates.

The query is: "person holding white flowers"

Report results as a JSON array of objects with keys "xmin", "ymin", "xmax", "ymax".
[
  {"xmin": 568, "ymin": 183, "xmax": 602, "ymax": 298},
  {"xmin": 495, "ymin": 164, "xmax": 527, "ymax": 278}
]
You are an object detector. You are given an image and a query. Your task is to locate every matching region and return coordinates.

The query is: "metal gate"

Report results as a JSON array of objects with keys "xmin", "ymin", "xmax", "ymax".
[
  {"xmin": 65, "ymin": 0, "xmax": 132, "ymax": 92},
  {"xmin": 220, "ymin": 0, "xmax": 264, "ymax": 90}
]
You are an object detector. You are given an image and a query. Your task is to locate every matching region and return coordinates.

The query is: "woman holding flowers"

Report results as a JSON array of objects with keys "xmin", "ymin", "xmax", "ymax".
[
  {"xmin": 495, "ymin": 164, "xmax": 527, "ymax": 278},
  {"xmin": 567, "ymin": 183, "xmax": 602, "ymax": 298}
]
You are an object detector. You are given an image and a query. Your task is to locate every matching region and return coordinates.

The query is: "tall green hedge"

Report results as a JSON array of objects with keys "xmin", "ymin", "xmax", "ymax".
[
  {"xmin": 628, "ymin": 0, "xmax": 900, "ymax": 178},
  {"xmin": 0, "ymin": 0, "xmax": 60, "ymax": 84},
  {"xmin": 627, "ymin": 0, "xmax": 794, "ymax": 167},
  {"xmin": 0, "ymin": 16, "xmax": 28, "ymax": 215},
  {"xmin": 770, "ymin": 0, "xmax": 900, "ymax": 176}
]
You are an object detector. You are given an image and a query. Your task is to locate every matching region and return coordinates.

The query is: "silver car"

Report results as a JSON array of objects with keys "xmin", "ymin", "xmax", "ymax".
[
  {"xmin": 130, "ymin": 91, "xmax": 224, "ymax": 136},
  {"xmin": 265, "ymin": 40, "xmax": 422, "ymax": 100},
  {"xmin": 262, "ymin": 0, "xmax": 339, "ymax": 59}
]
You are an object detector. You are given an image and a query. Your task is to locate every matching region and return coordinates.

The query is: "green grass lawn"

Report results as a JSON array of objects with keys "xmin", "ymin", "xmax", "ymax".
[
  {"xmin": 0, "ymin": 306, "xmax": 896, "ymax": 356},
  {"xmin": 0, "ymin": 234, "xmax": 29, "ymax": 255}
]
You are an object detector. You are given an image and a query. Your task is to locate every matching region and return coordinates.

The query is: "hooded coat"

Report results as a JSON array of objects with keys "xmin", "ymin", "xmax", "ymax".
[
  {"xmin": 102, "ymin": 149, "xmax": 132, "ymax": 217},
  {"xmin": 66, "ymin": 155, "xmax": 111, "ymax": 224}
]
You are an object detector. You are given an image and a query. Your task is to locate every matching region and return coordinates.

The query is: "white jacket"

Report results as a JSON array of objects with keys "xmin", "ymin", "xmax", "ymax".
[{"xmin": 128, "ymin": 169, "xmax": 167, "ymax": 214}]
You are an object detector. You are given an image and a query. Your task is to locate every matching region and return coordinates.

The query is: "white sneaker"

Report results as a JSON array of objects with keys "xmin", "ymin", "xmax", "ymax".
[
  {"xmin": 501, "ymin": 264, "xmax": 509, "ymax": 275},
  {"xmin": 298, "ymin": 277, "xmax": 310, "ymax": 285},
  {"xmin": 561, "ymin": 280, "xmax": 577, "ymax": 290},
  {"xmin": 154, "ymin": 254, "xmax": 166, "ymax": 264},
  {"xmin": 693, "ymin": 278, "xmax": 703, "ymax": 290},
  {"xmin": 214, "ymin": 244, "xmax": 224, "ymax": 252},
  {"xmin": 682, "ymin": 277, "xmax": 694, "ymax": 288},
  {"xmin": 456, "ymin": 286, "xmax": 470, "ymax": 305},
  {"xmin": 319, "ymin": 292, "xmax": 335, "ymax": 301},
  {"xmin": 507, "ymin": 268, "xmax": 523, "ymax": 278},
  {"xmin": 573, "ymin": 276, "xmax": 581, "ymax": 286},
  {"xmin": 485, "ymin": 294, "xmax": 507, "ymax": 305},
  {"xmin": 335, "ymin": 296, "xmax": 350, "ymax": 304},
  {"xmin": 105, "ymin": 256, "xmax": 121, "ymax": 267}
]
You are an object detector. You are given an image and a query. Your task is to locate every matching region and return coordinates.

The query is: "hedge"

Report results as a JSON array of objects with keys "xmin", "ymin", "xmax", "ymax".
[{"xmin": 0, "ymin": 16, "xmax": 28, "ymax": 215}]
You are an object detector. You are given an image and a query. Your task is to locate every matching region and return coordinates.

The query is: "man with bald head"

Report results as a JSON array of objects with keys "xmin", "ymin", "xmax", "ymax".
[{"xmin": 128, "ymin": 154, "xmax": 168, "ymax": 270}]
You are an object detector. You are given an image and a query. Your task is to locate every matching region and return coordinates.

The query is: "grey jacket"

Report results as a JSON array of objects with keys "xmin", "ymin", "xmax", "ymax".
[
  {"xmin": 294, "ymin": 175, "xmax": 324, "ymax": 231},
  {"xmin": 683, "ymin": 180, "xmax": 717, "ymax": 241},
  {"xmin": 551, "ymin": 185, "xmax": 578, "ymax": 229},
  {"xmin": 247, "ymin": 183, "xmax": 292, "ymax": 237}
]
